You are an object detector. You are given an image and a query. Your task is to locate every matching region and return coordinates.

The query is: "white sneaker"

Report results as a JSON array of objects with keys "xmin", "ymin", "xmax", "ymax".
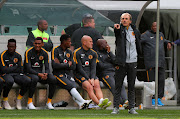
[
  {"xmin": 16, "ymin": 99, "xmax": 22, "ymax": 110},
  {"xmin": 79, "ymin": 102, "xmax": 87, "ymax": 109},
  {"xmin": 85, "ymin": 100, "xmax": 92, "ymax": 108},
  {"xmin": 46, "ymin": 102, "xmax": 54, "ymax": 110},
  {"xmin": 3, "ymin": 101, "xmax": 12, "ymax": 110},
  {"xmin": 27, "ymin": 102, "xmax": 36, "ymax": 110}
]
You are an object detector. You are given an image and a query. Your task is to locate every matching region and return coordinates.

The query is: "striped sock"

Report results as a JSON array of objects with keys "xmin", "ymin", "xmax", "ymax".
[
  {"xmin": 17, "ymin": 94, "xmax": 23, "ymax": 100},
  {"xmin": 28, "ymin": 98, "xmax": 32, "ymax": 104},
  {"xmin": 47, "ymin": 98, "xmax": 52, "ymax": 104},
  {"xmin": 3, "ymin": 97, "xmax": 8, "ymax": 101}
]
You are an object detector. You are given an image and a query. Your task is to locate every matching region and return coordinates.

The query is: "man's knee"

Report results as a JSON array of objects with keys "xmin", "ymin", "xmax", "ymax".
[
  {"xmin": 30, "ymin": 75, "xmax": 39, "ymax": 85},
  {"xmin": 94, "ymin": 80, "xmax": 101, "ymax": 89},
  {"xmin": 23, "ymin": 76, "xmax": 31, "ymax": 86},
  {"xmin": 82, "ymin": 81, "xmax": 93, "ymax": 91},
  {"xmin": 4, "ymin": 75, "xmax": 14, "ymax": 86},
  {"xmin": 48, "ymin": 74, "xmax": 57, "ymax": 84}
]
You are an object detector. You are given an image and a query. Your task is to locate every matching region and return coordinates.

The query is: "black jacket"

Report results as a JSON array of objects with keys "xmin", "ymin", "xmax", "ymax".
[
  {"xmin": 97, "ymin": 50, "xmax": 115, "ymax": 74},
  {"xmin": 73, "ymin": 47, "xmax": 98, "ymax": 79},
  {"xmin": 114, "ymin": 24, "xmax": 142, "ymax": 65},
  {"xmin": 0, "ymin": 50, "xmax": 23, "ymax": 74},
  {"xmin": 141, "ymin": 30, "xmax": 171, "ymax": 69},
  {"xmin": 51, "ymin": 46, "xmax": 75, "ymax": 75},
  {"xmin": 71, "ymin": 27, "xmax": 103, "ymax": 51},
  {"xmin": 24, "ymin": 47, "xmax": 50, "ymax": 75}
]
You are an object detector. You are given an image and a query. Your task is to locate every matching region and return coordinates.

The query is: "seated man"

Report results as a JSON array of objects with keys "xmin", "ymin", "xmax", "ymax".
[
  {"xmin": 73, "ymin": 35, "xmax": 111, "ymax": 109},
  {"xmin": 0, "ymin": 39, "xmax": 31, "ymax": 110},
  {"xmin": 51, "ymin": 34, "xmax": 92, "ymax": 109},
  {"xmin": 96, "ymin": 39, "xmax": 128, "ymax": 108},
  {"xmin": 24, "ymin": 37, "xmax": 56, "ymax": 110}
]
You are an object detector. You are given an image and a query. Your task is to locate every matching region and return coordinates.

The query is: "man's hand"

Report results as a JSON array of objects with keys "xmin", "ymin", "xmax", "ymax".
[
  {"xmin": 54, "ymin": 58, "xmax": 60, "ymax": 64},
  {"xmin": 38, "ymin": 73, "xmax": 47, "ymax": 80},
  {"xmin": 106, "ymin": 45, "xmax": 110, "ymax": 53},
  {"xmin": 88, "ymin": 78, "xmax": 94, "ymax": 87},
  {"xmin": 114, "ymin": 24, "xmax": 120, "ymax": 29},
  {"xmin": 68, "ymin": 61, "xmax": 72, "ymax": 67},
  {"xmin": 167, "ymin": 42, "xmax": 172, "ymax": 50}
]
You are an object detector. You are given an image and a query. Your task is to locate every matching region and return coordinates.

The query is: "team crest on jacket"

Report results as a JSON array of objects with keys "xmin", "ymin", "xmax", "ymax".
[
  {"xmin": 85, "ymin": 61, "xmax": 89, "ymax": 66},
  {"xmin": 132, "ymin": 32, "xmax": 135, "ymax": 36},
  {"xmin": 115, "ymin": 66, "xmax": 119, "ymax": 70},
  {"xmin": 105, "ymin": 75, "xmax": 109, "ymax": 79},
  {"xmin": 160, "ymin": 36, "xmax": 163, "ymax": 40},
  {"xmin": 81, "ymin": 77, "xmax": 85, "ymax": 81},
  {"xmin": 88, "ymin": 55, "xmax": 93, "ymax": 59},
  {"xmin": 66, "ymin": 53, "xmax": 70, "ymax": 58},
  {"xmin": 14, "ymin": 58, "xmax": 18, "ymax": 63},
  {"xmin": 39, "ymin": 56, "xmax": 44, "ymax": 60},
  {"xmin": 59, "ymin": 74, "xmax": 63, "ymax": 77}
]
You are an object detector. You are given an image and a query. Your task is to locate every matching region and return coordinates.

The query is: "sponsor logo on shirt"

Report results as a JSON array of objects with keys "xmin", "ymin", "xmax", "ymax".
[
  {"xmin": 43, "ymin": 37, "xmax": 47, "ymax": 40},
  {"xmin": 9, "ymin": 64, "xmax": 13, "ymax": 67},
  {"xmin": 85, "ymin": 61, "xmax": 89, "ymax": 66},
  {"xmin": 32, "ymin": 62, "xmax": 40, "ymax": 67},
  {"xmin": 81, "ymin": 54, "xmax": 85, "ymax": 58},
  {"xmin": 150, "ymin": 37, "xmax": 154, "ymax": 39},
  {"xmin": 63, "ymin": 59, "xmax": 68, "ymax": 63}
]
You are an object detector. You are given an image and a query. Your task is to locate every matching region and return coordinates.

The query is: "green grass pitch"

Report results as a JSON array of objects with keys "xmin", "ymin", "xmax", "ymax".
[{"xmin": 0, "ymin": 109, "xmax": 180, "ymax": 119}]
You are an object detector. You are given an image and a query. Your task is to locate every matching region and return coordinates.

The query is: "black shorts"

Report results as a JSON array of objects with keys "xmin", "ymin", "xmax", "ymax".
[{"xmin": 54, "ymin": 74, "xmax": 76, "ymax": 91}]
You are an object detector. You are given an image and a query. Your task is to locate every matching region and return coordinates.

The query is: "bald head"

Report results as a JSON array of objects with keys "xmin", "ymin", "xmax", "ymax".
[
  {"xmin": 37, "ymin": 20, "xmax": 48, "ymax": 31},
  {"xmin": 81, "ymin": 35, "xmax": 93, "ymax": 50},
  {"xmin": 97, "ymin": 39, "xmax": 108, "ymax": 50}
]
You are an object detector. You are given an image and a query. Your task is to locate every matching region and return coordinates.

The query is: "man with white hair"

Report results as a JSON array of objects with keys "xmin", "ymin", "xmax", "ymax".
[{"xmin": 111, "ymin": 13, "xmax": 142, "ymax": 114}]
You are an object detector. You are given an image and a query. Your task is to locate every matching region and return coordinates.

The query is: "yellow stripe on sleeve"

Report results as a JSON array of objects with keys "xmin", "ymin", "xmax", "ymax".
[
  {"xmin": 73, "ymin": 47, "xmax": 81, "ymax": 64},
  {"xmin": 51, "ymin": 46, "xmax": 59, "ymax": 60},
  {"xmin": 25, "ymin": 47, "xmax": 33, "ymax": 63},
  {"xmin": 42, "ymin": 48, "xmax": 49, "ymax": 63},
  {"xmin": 1, "ymin": 50, "xmax": 7, "ymax": 66}
]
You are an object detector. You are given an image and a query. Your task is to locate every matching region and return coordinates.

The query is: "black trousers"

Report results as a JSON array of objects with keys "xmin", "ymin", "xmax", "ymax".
[
  {"xmin": 146, "ymin": 67, "xmax": 165, "ymax": 98},
  {"xmin": 26, "ymin": 74, "xmax": 56, "ymax": 99},
  {"xmin": 2, "ymin": 73, "xmax": 31, "ymax": 97},
  {"xmin": 98, "ymin": 72, "xmax": 127, "ymax": 104},
  {"xmin": 114, "ymin": 63, "xmax": 137, "ymax": 109},
  {"xmin": 0, "ymin": 77, "xmax": 4, "ymax": 97}
]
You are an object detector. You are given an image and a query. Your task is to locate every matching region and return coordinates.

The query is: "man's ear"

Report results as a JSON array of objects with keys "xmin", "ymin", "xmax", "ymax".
[{"xmin": 42, "ymin": 42, "xmax": 44, "ymax": 47}]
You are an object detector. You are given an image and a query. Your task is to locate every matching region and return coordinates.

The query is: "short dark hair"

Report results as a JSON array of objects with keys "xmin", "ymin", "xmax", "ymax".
[
  {"xmin": 82, "ymin": 16, "xmax": 94, "ymax": 26},
  {"xmin": 35, "ymin": 37, "xmax": 43, "ymax": 42},
  {"xmin": 60, "ymin": 34, "xmax": 70, "ymax": 43},
  {"xmin": 8, "ymin": 39, "xmax": 16, "ymax": 44}
]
